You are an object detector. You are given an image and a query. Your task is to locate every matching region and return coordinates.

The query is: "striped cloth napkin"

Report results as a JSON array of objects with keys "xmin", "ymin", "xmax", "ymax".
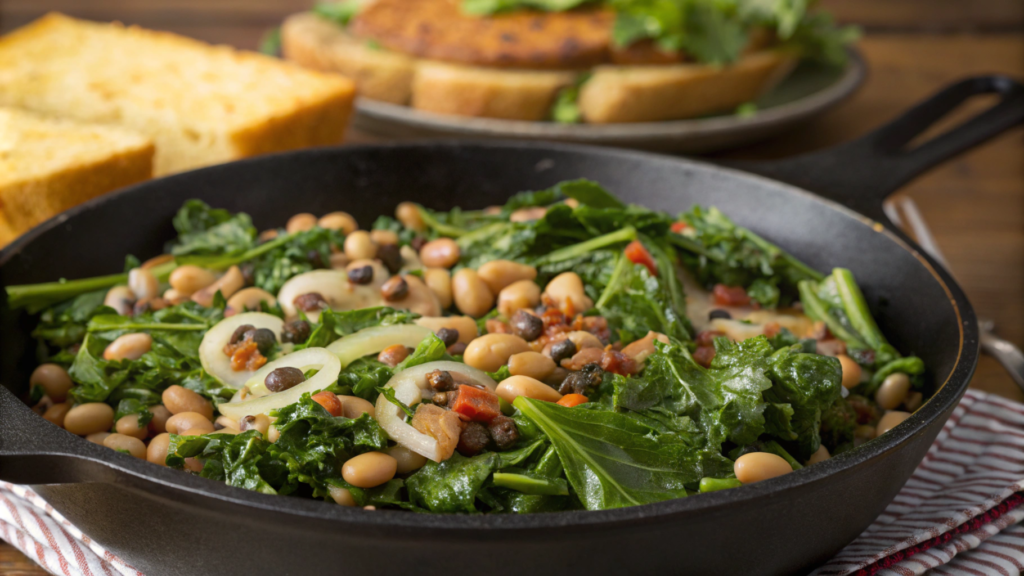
[{"xmin": 2, "ymin": 389, "xmax": 1023, "ymax": 576}]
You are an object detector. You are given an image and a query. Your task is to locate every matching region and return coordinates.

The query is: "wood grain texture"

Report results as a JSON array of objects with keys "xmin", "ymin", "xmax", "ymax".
[{"xmin": 0, "ymin": 1, "xmax": 1022, "ymax": 573}]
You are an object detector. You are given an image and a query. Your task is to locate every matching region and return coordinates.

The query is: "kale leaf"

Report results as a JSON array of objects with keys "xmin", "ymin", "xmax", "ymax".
[
  {"xmin": 674, "ymin": 206, "xmax": 823, "ymax": 308},
  {"xmin": 405, "ymin": 452, "xmax": 500, "ymax": 513},
  {"xmin": 169, "ymin": 200, "xmax": 257, "ymax": 258},
  {"xmin": 514, "ymin": 397, "xmax": 732, "ymax": 510}
]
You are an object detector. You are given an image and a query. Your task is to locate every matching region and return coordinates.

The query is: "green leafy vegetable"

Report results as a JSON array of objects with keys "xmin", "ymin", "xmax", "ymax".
[
  {"xmin": 375, "ymin": 386, "xmax": 415, "ymax": 419},
  {"xmin": 675, "ymin": 206, "xmax": 823, "ymax": 308},
  {"xmin": 405, "ymin": 452, "xmax": 500, "ymax": 513},
  {"xmin": 514, "ymin": 396, "xmax": 732, "ymax": 510}
]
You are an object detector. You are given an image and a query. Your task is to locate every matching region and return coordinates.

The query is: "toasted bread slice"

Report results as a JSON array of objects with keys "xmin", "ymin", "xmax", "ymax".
[
  {"xmin": 0, "ymin": 108, "xmax": 154, "ymax": 247},
  {"xmin": 578, "ymin": 50, "xmax": 797, "ymax": 123},
  {"xmin": 412, "ymin": 62, "xmax": 575, "ymax": 121},
  {"xmin": 0, "ymin": 13, "xmax": 356, "ymax": 175},
  {"xmin": 282, "ymin": 12, "xmax": 416, "ymax": 104}
]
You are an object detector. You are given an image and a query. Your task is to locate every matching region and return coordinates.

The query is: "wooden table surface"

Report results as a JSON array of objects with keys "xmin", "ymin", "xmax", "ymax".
[{"xmin": 1, "ymin": 0, "xmax": 1022, "ymax": 573}]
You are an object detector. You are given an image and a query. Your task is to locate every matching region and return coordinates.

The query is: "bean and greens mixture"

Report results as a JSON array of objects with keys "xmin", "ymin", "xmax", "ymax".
[{"xmin": 12, "ymin": 180, "xmax": 927, "ymax": 513}]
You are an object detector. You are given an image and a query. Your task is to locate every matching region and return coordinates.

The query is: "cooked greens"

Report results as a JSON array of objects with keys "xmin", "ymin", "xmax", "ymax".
[{"xmin": 11, "ymin": 178, "xmax": 926, "ymax": 514}]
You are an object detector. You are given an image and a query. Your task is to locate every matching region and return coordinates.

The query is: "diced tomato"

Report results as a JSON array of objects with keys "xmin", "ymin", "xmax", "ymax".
[
  {"xmin": 670, "ymin": 221, "xmax": 689, "ymax": 233},
  {"xmin": 712, "ymin": 284, "xmax": 751, "ymax": 307},
  {"xmin": 557, "ymin": 394, "xmax": 589, "ymax": 408},
  {"xmin": 762, "ymin": 322, "xmax": 781, "ymax": 338},
  {"xmin": 229, "ymin": 340, "xmax": 267, "ymax": 372},
  {"xmin": 695, "ymin": 330, "xmax": 726, "ymax": 347},
  {"xmin": 693, "ymin": 346, "xmax": 716, "ymax": 368},
  {"xmin": 600, "ymin": 348, "xmax": 638, "ymax": 376},
  {"xmin": 624, "ymin": 240, "xmax": 658, "ymax": 276},
  {"xmin": 450, "ymin": 385, "xmax": 501, "ymax": 423},
  {"xmin": 312, "ymin": 391, "xmax": 343, "ymax": 417}
]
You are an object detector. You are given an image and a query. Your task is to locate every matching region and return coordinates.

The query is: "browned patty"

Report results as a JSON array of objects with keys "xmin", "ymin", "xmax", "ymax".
[{"xmin": 349, "ymin": 0, "xmax": 616, "ymax": 70}]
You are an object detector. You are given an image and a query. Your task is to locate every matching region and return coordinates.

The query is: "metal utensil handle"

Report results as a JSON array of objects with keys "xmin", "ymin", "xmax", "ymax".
[
  {"xmin": 741, "ymin": 75, "xmax": 1024, "ymax": 220},
  {"xmin": 981, "ymin": 331, "xmax": 1024, "ymax": 390}
]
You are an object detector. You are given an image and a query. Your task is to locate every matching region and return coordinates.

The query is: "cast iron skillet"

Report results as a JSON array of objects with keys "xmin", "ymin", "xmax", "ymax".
[{"xmin": 0, "ymin": 76, "xmax": 1020, "ymax": 576}]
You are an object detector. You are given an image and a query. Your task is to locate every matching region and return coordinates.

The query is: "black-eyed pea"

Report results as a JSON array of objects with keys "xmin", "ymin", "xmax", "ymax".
[
  {"xmin": 344, "ymin": 230, "xmax": 377, "ymax": 261},
  {"xmin": 103, "ymin": 433, "xmax": 147, "ymax": 459},
  {"xmin": 161, "ymin": 385, "xmax": 214, "ymax": 419},
  {"xmin": 507, "ymin": 351, "xmax": 556, "ymax": 381},
  {"xmin": 64, "ymin": 403, "xmax": 115, "ymax": 436},
  {"xmin": 115, "ymin": 414, "xmax": 149, "ymax": 440},
  {"xmin": 148, "ymin": 405, "xmax": 172, "ymax": 435},
  {"xmin": 566, "ymin": 331, "xmax": 603, "ymax": 350},
  {"xmin": 386, "ymin": 445, "xmax": 427, "ymax": 474},
  {"xmin": 369, "ymin": 229, "xmax": 399, "ymax": 246},
  {"xmin": 497, "ymin": 280, "xmax": 540, "ymax": 318},
  {"xmin": 876, "ymin": 373, "xmax": 911, "ymax": 410},
  {"xmin": 42, "ymin": 402, "xmax": 71, "ymax": 427},
  {"xmin": 128, "ymin": 267, "xmax": 160, "ymax": 300},
  {"xmin": 30, "ymin": 363, "xmax": 73, "ymax": 402},
  {"xmin": 166, "ymin": 412, "xmax": 215, "ymax": 435},
  {"xmin": 86, "ymin": 432, "xmax": 111, "ymax": 446},
  {"xmin": 329, "ymin": 485, "xmax": 357, "ymax": 506},
  {"xmin": 423, "ymin": 268, "xmax": 453, "ymax": 309},
  {"xmin": 184, "ymin": 458, "xmax": 205, "ymax": 472},
  {"xmin": 239, "ymin": 414, "xmax": 271, "ymax": 436},
  {"xmin": 342, "ymin": 452, "xmax": 398, "ymax": 488},
  {"xmin": 420, "ymin": 239, "xmax": 461, "ymax": 269},
  {"xmin": 268, "ymin": 425, "xmax": 281, "ymax": 443},
  {"xmin": 621, "ymin": 331, "xmax": 670, "ymax": 364},
  {"xmin": 103, "ymin": 333, "xmax": 152, "ymax": 361},
  {"xmin": 395, "ymin": 202, "xmax": 426, "ymax": 232},
  {"xmin": 319, "ymin": 211, "xmax": 358, "ymax": 234},
  {"xmin": 734, "ymin": 452, "xmax": 792, "ymax": 483},
  {"xmin": 875, "ymin": 411, "xmax": 911, "ymax": 437},
  {"xmin": 286, "ymin": 213, "xmax": 318, "ymax": 234},
  {"xmin": 807, "ymin": 445, "xmax": 830, "ymax": 465},
  {"xmin": 414, "ymin": 316, "xmax": 477, "ymax": 344},
  {"xmin": 477, "ymin": 260, "xmax": 537, "ymax": 295},
  {"xmin": 904, "ymin": 391, "xmax": 924, "ymax": 412},
  {"xmin": 837, "ymin": 354, "xmax": 862, "ymax": 389},
  {"xmin": 496, "ymin": 375, "xmax": 562, "ymax": 404},
  {"xmin": 191, "ymin": 266, "xmax": 244, "ymax": 307},
  {"xmin": 543, "ymin": 272, "xmax": 593, "ymax": 313},
  {"xmin": 215, "ymin": 415, "xmax": 240, "ymax": 431},
  {"xmin": 463, "ymin": 334, "xmax": 530, "ymax": 372},
  {"xmin": 452, "ymin": 269, "xmax": 494, "ymax": 318},
  {"xmin": 141, "ymin": 254, "xmax": 174, "ymax": 270},
  {"xmin": 329, "ymin": 252, "xmax": 350, "ymax": 270},
  {"xmin": 169, "ymin": 265, "xmax": 218, "ymax": 296},
  {"xmin": 226, "ymin": 287, "xmax": 277, "ymax": 314},
  {"xmin": 339, "ymin": 396, "xmax": 376, "ymax": 419},
  {"xmin": 510, "ymin": 207, "xmax": 547, "ymax": 222},
  {"xmin": 377, "ymin": 344, "xmax": 412, "ymax": 368},
  {"xmin": 147, "ymin": 433, "xmax": 171, "ymax": 466},
  {"xmin": 104, "ymin": 286, "xmax": 135, "ymax": 316}
]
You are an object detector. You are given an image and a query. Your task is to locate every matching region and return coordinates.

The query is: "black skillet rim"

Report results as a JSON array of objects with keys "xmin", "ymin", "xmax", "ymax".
[{"xmin": 0, "ymin": 140, "xmax": 979, "ymax": 532}]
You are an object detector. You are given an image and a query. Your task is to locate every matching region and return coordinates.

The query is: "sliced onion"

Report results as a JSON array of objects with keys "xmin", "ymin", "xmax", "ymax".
[
  {"xmin": 199, "ymin": 312, "xmax": 284, "ymax": 389},
  {"xmin": 218, "ymin": 347, "xmax": 342, "ymax": 419},
  {"xmin": 325, "ymin": 324, "xmax": 433, "ymax": 367},
  {"xmin": 375, "ymin": 361, "xmax": 497, "ymax": 462},
  {"xmin": 277, "ymin": 270, "xmax": 383, "ymax": 322}
]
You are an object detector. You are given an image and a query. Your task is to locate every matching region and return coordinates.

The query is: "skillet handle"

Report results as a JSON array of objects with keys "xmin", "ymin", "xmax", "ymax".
[
  {"xmin": 0, "ymin": 386, "xmax": 118, "ymax": 484},
  {"xmin": 739, "ymin": 75, "xmax": 1024, "ymax": 220}
]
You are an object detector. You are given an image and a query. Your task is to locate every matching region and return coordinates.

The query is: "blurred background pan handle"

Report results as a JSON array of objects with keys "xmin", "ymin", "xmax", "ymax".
[
  {"xmin": 885, "ymin": 197, "xmax": 1024, "ymax": 391},
  {"xmin": 736, "ymin": 75, "xmax": 1024, "ymax": 221}
]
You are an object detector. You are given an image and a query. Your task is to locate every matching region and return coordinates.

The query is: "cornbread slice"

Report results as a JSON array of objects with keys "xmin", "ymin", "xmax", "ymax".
[
  {"xmin": 0, "ymin": 13, "xmax": 356, "ymax": 176},
  {"xmin": 0, "ymin": 108, "xmax": 154, "ymax": 247}
]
